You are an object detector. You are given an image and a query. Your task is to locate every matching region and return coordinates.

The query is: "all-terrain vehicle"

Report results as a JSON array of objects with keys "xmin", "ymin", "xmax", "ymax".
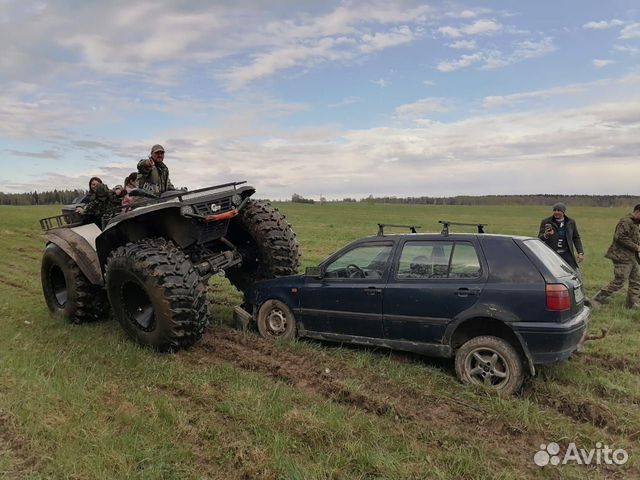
[{"xmin": 39, "ymin": 181, "xmax": 300, "ymax": 351}]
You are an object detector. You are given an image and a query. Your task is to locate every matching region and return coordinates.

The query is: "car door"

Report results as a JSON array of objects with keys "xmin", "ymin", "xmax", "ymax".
[
  {"xmin": 383, "ymin": 239, "xmax": 487, "ymax": 343},
  {"xmin": 300, "ymin": 241, "xmax": 394, "ymax": 338}
]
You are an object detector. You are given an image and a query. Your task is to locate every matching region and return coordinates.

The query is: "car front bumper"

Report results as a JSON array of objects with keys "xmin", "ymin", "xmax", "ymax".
[{"xmin": 511, "ymin": 306, "xmax": 591, "ymax": 364}]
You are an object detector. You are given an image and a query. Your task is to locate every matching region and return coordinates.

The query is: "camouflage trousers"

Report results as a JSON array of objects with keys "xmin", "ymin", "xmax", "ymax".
[{"xmin": 595, "ymin": 261, "xmax": 640, "ymax": 307}]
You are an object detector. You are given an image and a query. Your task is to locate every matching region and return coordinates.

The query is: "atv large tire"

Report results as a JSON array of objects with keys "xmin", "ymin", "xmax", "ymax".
[
  {"xmin": 225, "ymin": 200, "xmax": 300, "ymax": 292},
  {"xmin": 41, "ymin": 243, "xmax": 108, "ymax": 323},
  {"xmin": 105, "ymin": 238, "xmax": 208, "ymax": 351}
]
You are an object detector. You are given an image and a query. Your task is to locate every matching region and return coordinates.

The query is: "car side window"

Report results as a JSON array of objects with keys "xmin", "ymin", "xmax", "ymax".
[
  {"xmin": 397, "ymin": 242, "xmax": 453, "ymax": 279},
  {"xmin": 449, "ymin": 243, "xmax": 482, "ymax": 279},
  {"xmin": 324, "ymin": 244, "xmax": 393, "ymax": 279}
]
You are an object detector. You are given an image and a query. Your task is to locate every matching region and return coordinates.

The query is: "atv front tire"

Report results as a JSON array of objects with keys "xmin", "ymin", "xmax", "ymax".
[
  {"xmin": 225, "ymin": 200, "xmax": 300, "ymax": 292},
  {"xmin": 106, "ymin": 238, "xmax": 208, "ymax": 351},
  {"xmin": 41, "ymin": 243, "xmax": 108, "ymax": 323}
]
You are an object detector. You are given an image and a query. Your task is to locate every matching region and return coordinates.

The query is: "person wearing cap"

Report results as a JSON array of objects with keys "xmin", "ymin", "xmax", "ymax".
[
  {"xmin": 592, "ymin": 204, "xmax": 640, "ymax": 309},
  {"xmin": 137, "ymin": 144, "xmax": 175, "ymax": 195},
  {"xmin": 538, "ymin": 202, "xmax": 584, "ymax": 270}
]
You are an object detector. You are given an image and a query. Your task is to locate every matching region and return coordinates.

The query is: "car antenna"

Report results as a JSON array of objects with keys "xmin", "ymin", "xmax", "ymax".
[
  {"xmin": 377, "ymin": 223, "xmax": 421, "ymax": 236},
  {"xmin": 439, "ymin": 220, "xmax": 487, "ymax": 235}
]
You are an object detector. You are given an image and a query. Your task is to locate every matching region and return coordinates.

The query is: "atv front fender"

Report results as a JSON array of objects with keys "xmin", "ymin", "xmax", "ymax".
[{"xmin": 43, "ymin": 224, "xmax": 103, "ymax": 286}]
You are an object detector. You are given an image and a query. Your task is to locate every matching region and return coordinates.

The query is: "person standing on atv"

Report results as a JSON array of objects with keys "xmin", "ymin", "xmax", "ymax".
[{"xmin": 137, "ymin": 144, "xmax": 175, "ymax": 195}]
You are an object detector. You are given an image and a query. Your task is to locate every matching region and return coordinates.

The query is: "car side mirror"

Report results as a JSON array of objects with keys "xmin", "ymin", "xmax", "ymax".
[{"xmin": 305, "ymin": 266, "xmax": 324, "ymax": 278}]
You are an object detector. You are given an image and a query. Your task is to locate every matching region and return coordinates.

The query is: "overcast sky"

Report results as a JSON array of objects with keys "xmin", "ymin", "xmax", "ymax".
[{"xmin": 0, "ymin": 1, "xmax": 639, "ymax": 199}]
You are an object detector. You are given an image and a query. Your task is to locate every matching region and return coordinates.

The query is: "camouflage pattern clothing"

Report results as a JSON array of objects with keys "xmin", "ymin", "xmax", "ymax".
[
  {"xmin": 137, "ymin": 158, "xmax": 174, "ymax": 195},
  {"xmin": 594, "ymin": 213, "xmax": 640, "ymax": 308},
  {"xmin": 83, "ymin": 183, "xmax": 122, "ymax": 227}
]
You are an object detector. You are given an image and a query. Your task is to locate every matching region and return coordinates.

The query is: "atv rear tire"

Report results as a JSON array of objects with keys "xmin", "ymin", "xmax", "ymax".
[
  {"xmin": 41, "ymin": 243, "xmax": 108, "ymax": 323},
  {"xmin": 225, "ymin": 200, "xmax": 300, "ymax": 292},
  {"xmin": 106, "ymin": 238, "xmax": 208, "ymax": 351}
]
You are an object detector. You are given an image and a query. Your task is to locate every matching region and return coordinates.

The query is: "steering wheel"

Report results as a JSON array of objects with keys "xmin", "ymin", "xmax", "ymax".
[{"xmin": 346, "ymin": 264, "xmax": 365, "ymax": 279}]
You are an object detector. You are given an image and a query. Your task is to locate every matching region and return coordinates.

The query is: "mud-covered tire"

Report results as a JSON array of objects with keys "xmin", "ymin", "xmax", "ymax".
[
  {"xmin": 41, "ymin": 243, "xmax": 108, "ymax": 323},
  {"xmin": 105, "ymin": 238, "xmax": 208, "ymax": 351},
  {"xmin": 257, "ymin": 299, "xmax": 297, "ymax": 341},
  {"xmin": 454, "ymin": 335, "xmax": 524, "ymax": 395},
  {"xmin": 225, "ymin": 200, "xmax": 300, "ymax": 292}
]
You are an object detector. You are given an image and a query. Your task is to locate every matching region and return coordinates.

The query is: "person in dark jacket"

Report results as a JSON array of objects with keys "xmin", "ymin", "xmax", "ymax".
[
  {"xmin": 593, "ymin": 204, "xmax": 640, "ymax": 309},
  {"xmin": 76, "ymin": 177, "xmax": 121, "ymax": 227},
  {"xmin": 137, "ymin": 144, "xmax": 175, "ymax": 195},
  {"xmin": 538, "ymin": 202, "xmax": 584, "ymax": 270}
]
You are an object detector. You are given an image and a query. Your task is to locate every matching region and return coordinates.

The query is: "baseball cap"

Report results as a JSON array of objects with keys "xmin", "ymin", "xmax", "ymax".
[{"xmin": 150, "ymin": 144, "xmax": 165, "ymax": 154}]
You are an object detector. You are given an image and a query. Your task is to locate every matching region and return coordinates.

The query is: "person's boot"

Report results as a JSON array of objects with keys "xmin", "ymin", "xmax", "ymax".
[
  {"xmin": 625, "ymin": 296, "xmax": 640, "ymax": 309},
  {"xmin": 591, "ymin": 290, "xmax": 609, "ymax": 309}
]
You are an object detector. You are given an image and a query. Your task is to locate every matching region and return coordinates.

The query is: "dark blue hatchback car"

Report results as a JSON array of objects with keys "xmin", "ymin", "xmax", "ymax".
[{"xmin": 235, "ymin": 225, "xmax": 591, "ymax": 394}]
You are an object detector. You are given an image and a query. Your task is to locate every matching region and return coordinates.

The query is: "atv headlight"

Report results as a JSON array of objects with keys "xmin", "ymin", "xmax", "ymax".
[
  {"xmin": 231, "ymin": 194, "xmax": 242, "ymax": 207},
  {"xmin": 180, "ymin": 205, "xmax": 195, "ymax": 216}
]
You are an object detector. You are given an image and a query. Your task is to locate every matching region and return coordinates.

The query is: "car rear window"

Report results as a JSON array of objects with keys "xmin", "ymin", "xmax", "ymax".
[{"xmin": 522, "ymin": 239, "xmax": 574, "ymax": 277}]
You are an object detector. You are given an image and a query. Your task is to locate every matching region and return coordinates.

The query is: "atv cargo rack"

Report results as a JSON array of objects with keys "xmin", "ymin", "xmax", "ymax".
[{"xmin": 39, "ymin": 213, "xmax": 84, "ymax": 232}]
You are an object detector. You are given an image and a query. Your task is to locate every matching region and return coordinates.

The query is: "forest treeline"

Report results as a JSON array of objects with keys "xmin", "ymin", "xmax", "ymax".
[
  {"xmin": 0, "ymin": 190, "xmax": 83, "ymax": 206},
  {"xmin": 2, "ymin": 190, "xmax": 640, "ymax": 207}
]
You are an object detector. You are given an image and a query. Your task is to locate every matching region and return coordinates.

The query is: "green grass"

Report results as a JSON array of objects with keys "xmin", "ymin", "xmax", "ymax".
[{"xmin": 0, "ymin": 203, "xmax": 639, "ymax": 479}]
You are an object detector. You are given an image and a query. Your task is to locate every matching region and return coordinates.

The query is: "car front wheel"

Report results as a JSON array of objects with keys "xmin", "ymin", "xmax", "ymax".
[
  {"xmin": 257, "ymin": 299, "xmax": 296, "ymax": 341},
  {"xmin": 454, "ymin": 335, "xmax": 524, "ymax": 395}
]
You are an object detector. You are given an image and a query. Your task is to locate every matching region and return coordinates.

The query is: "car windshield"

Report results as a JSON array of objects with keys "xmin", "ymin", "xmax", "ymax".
[{"xmin": 522, "ymin": 239, "xmax": 575, "ymax": 277}]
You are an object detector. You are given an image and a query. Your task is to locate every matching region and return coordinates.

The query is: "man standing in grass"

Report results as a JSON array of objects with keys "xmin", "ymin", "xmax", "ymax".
[
  {"xmin": 593, "ymin": 204, "xmax": 640, "ymax": 309},
  {"xmin": 538, "ymin": 202, "xmax": 584, "ymax": 271}
]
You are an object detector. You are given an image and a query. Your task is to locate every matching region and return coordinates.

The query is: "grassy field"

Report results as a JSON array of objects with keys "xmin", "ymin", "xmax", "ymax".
[{"xmin": 0, "ymin": 202, "xmax": 638, "ymax": 479}]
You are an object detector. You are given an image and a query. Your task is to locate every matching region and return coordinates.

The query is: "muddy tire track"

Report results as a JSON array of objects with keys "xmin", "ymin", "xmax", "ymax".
[
  {"xmin": 575, "ymin": 351, "xmax": 640, "ymax": 376},
  {"xmin": 181, "ymin": 328, "xmax": 605, "ymax": 478}
]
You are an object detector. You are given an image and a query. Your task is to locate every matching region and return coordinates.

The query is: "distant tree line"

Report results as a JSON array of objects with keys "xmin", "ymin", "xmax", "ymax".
[
  {"xmin": 344, "ymin": 194, "xmax": 640, "ymax": 208},
  {"xmin": 0, "ymin": 189, "xmax": 84, "ymax": 206}
]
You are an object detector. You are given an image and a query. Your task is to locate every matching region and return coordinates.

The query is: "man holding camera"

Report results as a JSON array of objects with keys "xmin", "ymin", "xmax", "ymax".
[
  {"xmin": 538, "ymin": 202, "xmax": 584, "ymax": 270},
  {"xmin": 137, "ymin": 144, "xmax": 175, "ymax": 195}
]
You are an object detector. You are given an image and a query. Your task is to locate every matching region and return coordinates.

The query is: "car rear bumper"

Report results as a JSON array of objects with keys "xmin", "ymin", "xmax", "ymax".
[{"xmin": 511, "ymin": 306, "xmax": 591, "ymax": 364}]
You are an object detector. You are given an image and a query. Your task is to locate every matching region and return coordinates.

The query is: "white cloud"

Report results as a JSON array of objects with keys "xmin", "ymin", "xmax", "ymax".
[
  {"xmin": 620, "ymin": 22, "xmax": 640, "ymax": 39},
  {"xmin": 483, "ymin": 84, "xmax": 591, "ymax": 108},
  {"xmin": 438, "ymin": 19, "xmax": 502, "ymax": 38},
  {"xmin": 448, "ymin": 40, "xmax": 476, "ymax": 49},
  {"xmin": 583, "ymin": 19, "xmax": 624, "ymax": 30},
  {"xmin": 482, "ymin": 37, "xmax": 556, "ymax": 69},
  {"xmin": 394, "ymin": 98, "xmax": 451, "ymax": 117},
  {"xmin": 614, "ymin": 44, "xmax": 640, "ymax": 55},
  {"xmin": 372, "ymin": 78, "xmax": 388, "ymax": 88},
  {"xmin": 593, "ymin": 59, "xmax": 615, "ymax": 68},
  {"xmin": 436, "ymin": 53, "xmax": 483, "ymax": 72}
]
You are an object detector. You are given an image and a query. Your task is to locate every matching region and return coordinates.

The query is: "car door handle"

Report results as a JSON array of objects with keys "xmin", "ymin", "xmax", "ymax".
[
  {"xmin": 455, "ymin": 288, "xmax": 481, "ymax": 297},
  {"xmin": 364, "ymin": 287, "xmax": 382, "ymax": 295}
]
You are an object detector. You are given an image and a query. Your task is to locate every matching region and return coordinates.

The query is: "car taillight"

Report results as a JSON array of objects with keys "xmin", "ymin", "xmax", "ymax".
[{"xmin": 546, "ymin": 284, "xmax": 571, "ymax": 311}]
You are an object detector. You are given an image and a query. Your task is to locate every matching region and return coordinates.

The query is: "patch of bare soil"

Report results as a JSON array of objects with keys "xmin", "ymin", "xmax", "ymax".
[
  {"xmin": 0, "ymin": 411, "xmax": 36, "ymax": 479},
  {"xmin": 178, "ymin": 328, "xmax": 585, "ymax": 479}
]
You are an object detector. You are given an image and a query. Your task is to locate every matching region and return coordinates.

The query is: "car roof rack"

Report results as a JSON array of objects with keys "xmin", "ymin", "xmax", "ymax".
[
  {"xmin": 439, "ymin": 220, "xmax": 487, "ymax": 235},
  {"xmin": 377, "ymin": 223, "xmax": 421, "ymax": 236}
]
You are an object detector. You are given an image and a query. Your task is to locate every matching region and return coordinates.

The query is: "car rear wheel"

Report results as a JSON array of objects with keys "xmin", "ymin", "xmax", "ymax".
[
  {"xmin": 257, "ymin": 299, "xmax": 296, "ymax": 341},
  {"xmin": 454, "ymin": 335, "xmax": 524, "ymax": 395}
]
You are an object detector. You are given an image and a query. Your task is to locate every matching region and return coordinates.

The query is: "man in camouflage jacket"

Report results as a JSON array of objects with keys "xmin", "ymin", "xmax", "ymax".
[
  {"xmin": 593, "ymin": 204, "xmax": 640, "ymax": 309},
  {"xmin": 81, "ymin": 183, "xmax": 122, "ymax": 227},
  {"xmin": 137, "ymin": 144, "xmax": 175, "ymax": 195}
]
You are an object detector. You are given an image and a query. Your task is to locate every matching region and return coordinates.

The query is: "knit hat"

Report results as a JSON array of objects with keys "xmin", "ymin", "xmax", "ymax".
[{"xmin": 552, "ymin": 202, "xmax": 566, "ymax": 213}]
